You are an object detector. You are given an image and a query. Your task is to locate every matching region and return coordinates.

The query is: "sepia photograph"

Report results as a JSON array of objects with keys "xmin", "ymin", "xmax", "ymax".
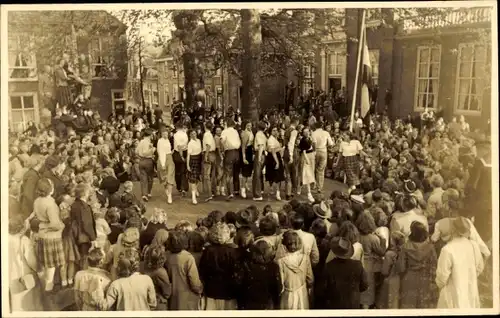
[{"xmin": 1, "ymin": 1, "xmax": 498, "ymax": 316}]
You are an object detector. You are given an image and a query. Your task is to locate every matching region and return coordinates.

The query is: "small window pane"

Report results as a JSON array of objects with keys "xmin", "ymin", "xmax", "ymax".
[
  {"xmin": 113, "ymin": 91, "xmax": 124, "ymax": 99},
  {"xmin": 417, "ymin": 93, "xmax": 426, "ymax": 108},
  {"xmin": 458, "ymin": 79, "xmax": 470, "ymax": 95},
  {"xmin": 458, "ymin": 94, "xmax": 469, "ymax": 110},
  {"xmin": 431, "ymin": 48, "xmax": 440, "ymax": 62},
  {"xmin": 430, "ymin": 63, "xmax": 440, "ymax": 78},
  {"xmin": 469, "ymin": 96, "xmax": 480, "ymax": 111},
  {"xmin": 428, "ymin": 93, "xmax": 437, "ymax": 108},
  {"xmin": 461, "ymin": 46, "xmax": 474, "ymax": 62},
  {"xmin": 10, "ymin": 96, "xmax": 23, "ymax": 109},
  {"xmin": 11, "ymin": 110, "xmax": 24, "ymax": 124},
  {"xmin": 418, "ymin": 79, "xmax": 428, "ymax": 93},
  {"xmin": 418, "ymin": 64, "xmax": 429, "ymax": 78},
  {"xmin": 419, "ymin": 48, "xmax": 430, "ymax": 63},
  {"xmin": 23, "ymin": 96, "xmax": 34, "ymax": 109},
  {"xmin": 24, "ymin": 109, "xmax": 35, "ymax": 123},
  {"xmin": 474, "ymin": 45, "xmax": 485, "ymax": 61},
  {"xmin": 459, "ymin": 62, "xmax": 472, "ymax": 77}
]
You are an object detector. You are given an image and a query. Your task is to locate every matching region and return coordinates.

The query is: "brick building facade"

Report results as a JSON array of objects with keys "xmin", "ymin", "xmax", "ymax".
[
  {"xmin": 312, "ymin": 7, "xmax": 492, "ymax": 127},
  {"xmin": 7, "ymin": 10, "xmax": 128, "ymax": 132}
]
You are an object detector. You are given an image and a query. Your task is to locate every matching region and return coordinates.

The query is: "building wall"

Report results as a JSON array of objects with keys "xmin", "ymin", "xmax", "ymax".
[
  {"xmin": 392, "ymin": 28, "xmax": 491, "ymax": 127},
  {"xmin": 316, "ymin": 8, "xmax": 491, "ymax": 129},
  {"xmin": 7, "ymin": 11, "xmax": 127, "ymax": 131}
]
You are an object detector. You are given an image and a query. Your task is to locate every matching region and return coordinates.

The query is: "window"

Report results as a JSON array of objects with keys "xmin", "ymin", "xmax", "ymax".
[
  {"xmin": 164, "ymin": 84, "xmax": 170, "ymax": 105},
  {"xmin": 302, "ymin": 65, "xmax": 315, "ymax": 95},
  {"xmin": 216, "ymin": 86, "xmax": 223, "ymax": 109},
  {"xmin": 111, "ymin": 89, "xmax": 126, "ymax": 114},
  {"xmin": 89, "ymin": 36, "xmax": 115, "ymax": 78},
  {"xmin": 172, "ymin": 65, "xmax": 179, "ymax": 78},
  {"xmin": 9, "ymin": 93, "xmax": 38, "ymax": 132},
  {"xmin": 143, "ymin": 88, "xmax": 151, "ymax": 107},
  {"xmin": 455, "ymin": 43, "xmax": 486, "ymax": 114},
  {"xmin": 205, "ymin": 85, "xmax": 213, "ymax": 107},
  {"xmin": 369, "ymin": 50, "xmax": 380, "ymax": 86},
  {"xmin": 163, "ymin": 62, "xmax": 169, "ymax": 76},
  {"xmin": 152, "ymin": 90, "xmax": 159, "ymax": 108},
  {"xmin": 414, "ymin": 46, "xmax": 441, "ymax": 110},
  {"xmin": 172, "ymin": 85, "xmax": 179, "ymax": 102},
  {"xmin": 8, "ymin": 34, "xmax": 37, "ymax": 81},
  {"xmin": 328, "ymin": 51, "xmax": 345, "ymax": 76}
]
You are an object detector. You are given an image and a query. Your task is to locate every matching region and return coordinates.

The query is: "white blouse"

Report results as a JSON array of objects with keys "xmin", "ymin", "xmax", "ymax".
[
  {"xmin": 267, "ymin": 135, "xmax": 282, "ymax": 152},
  {"xmin": 339, "ymin": 140, "xmax": 363, "ymax": 157},
  {"xmin": 187, "ymin": 139, "xmax": 202, "ymax": 156},
  {"xmin": 157, "ymin": 138, "xmax": 172, "ymax": 167}
]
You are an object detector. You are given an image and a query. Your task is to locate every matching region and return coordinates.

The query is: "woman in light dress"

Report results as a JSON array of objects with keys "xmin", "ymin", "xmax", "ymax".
[
  {"xmin": 436, "ymin": 217, "xmax": 484, "ymax": 308},
  {"xmin": 276, "ymin": 230, "xmax": 314, "ymax": 309},
  {"xmin": 298, "ymin": 127, "xmax": 316, "ymax": 203}
]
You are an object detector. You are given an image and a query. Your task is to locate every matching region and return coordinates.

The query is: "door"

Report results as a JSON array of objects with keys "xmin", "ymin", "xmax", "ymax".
[{"xmin": 328, "ymin": 77, "xmax": 342, "ymax": 96}]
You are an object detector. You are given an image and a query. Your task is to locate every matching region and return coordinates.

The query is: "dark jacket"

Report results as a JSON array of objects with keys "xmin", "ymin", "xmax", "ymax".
[
  {"xmin": 316, "ymin": 258, "xmax": 368, "ymax": 309},
  {"xmin": 140, "ymin": 222, "xmax": 168, "ymax": 251},
  {"xmin": 70, "ymin": 198, "xmax": 97, "ymax": 244},
  {"xmin": 235, "ymin": 260, "xmax": 281, "ymax": 310},
  {"xmin": 19, "ymin": 168, "xmax": 40, "ymax": 220},
  {"xmin": 199, "ymin": 244, "xmax": 239, "ymax": 300}
]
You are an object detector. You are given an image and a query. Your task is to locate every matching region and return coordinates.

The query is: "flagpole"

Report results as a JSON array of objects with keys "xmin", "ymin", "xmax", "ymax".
[{"xmin": 349, "ymin": 9, "xmax": 367, "ymax": 133}]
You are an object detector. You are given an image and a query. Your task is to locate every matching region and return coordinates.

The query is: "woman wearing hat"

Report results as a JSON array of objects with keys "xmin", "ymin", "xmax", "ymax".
[
  {"xmin": 397, "ymin": 221, "xmax": 438, "ymax": 309},
  {"xmin": 435, "ymin": 217, "xmax": 484, "ymax": 308},
  {"xmin": 315, "ymin": 237, "xmax": 368, "ymax": 309}
]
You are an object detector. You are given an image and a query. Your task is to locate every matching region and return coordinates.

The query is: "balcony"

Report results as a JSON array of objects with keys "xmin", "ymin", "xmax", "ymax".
[{"xmin": 401, "ymin": 7, "xmax": 492, "ymax": 33}]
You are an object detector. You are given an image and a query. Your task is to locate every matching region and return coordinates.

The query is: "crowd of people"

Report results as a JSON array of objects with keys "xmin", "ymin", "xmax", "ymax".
[{"xmin": 8, "ymin": 66, "xmax": 493, "ymax": 311}]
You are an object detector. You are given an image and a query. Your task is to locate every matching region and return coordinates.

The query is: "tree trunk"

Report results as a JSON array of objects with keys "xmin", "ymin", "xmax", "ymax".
[
  {"xmin": 173, "ymin": 11, "xmax": 201, "ymax": 112},
  {"xmin": 138, "ymin": 42, "xmax": 146, "ymax": 112},
  {"xmin": 241, "ymin": 9, "xmax": 262, "ymax": 122}
]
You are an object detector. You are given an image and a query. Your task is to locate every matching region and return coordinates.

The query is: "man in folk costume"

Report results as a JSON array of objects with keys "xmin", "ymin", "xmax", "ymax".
[{"xmin": 283, "ymin": 117, "xmax": 300, "ymax": 200}]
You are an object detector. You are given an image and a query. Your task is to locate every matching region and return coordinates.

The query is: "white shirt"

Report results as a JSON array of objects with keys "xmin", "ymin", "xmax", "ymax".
[
  {"xmin": 135, "ymin": 138, "xmax": 154, "ymax": 158},
  {"xmin": 173, "ymin": 130, "xmax": 189, "ymax": 152},
  {"xmin": 221, "ymin": 127, "xmax": 241, "ymax": 151},
  {"xmin": 339, "ymin": 140, "xmax": 363, "ymax": 157},
  {"xmin": 267, "ymin": 135, "xmax": 281, "ymax": 152},
  {"xmin": 288, "ymin": 128, "xmax": 298, "ymax": 159},
  {"xmin": 202, "ymin": 131, "xmax": 216, "ymax": 152},
  {"xmin": 157, "ymin": 138, "xmax": 172, "ymax": 167},
  {"xmin": 187, "ymin": 139, "xmax": 202, "ymax": 156},
  {"xmin": 312, "ymin": 128, "xmax": 334, "ymax": 151},
  {"xmin": 254, "ymin": 131, "xmax": 267, "ymax": 150}
]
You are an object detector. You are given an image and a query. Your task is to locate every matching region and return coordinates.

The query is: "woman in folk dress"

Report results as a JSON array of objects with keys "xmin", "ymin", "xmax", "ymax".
[
  {"xmin": 240, "ymin": 122, "xmax": 254, "ymax": 198},
  {"xmin": 337, "ymin": 131, "xmax": 367, "ymax": 193},
  {"xmin": 187, "ymin": 129, "xmax": 203, "ymax": 205},
  {"xmin": 265, "ymin": 126, "xmax": 286, "ymax": 201}
]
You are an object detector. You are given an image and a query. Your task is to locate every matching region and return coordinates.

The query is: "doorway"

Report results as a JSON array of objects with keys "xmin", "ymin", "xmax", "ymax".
[{"xmin": 328, "ymin": 77, "xmax": 342, "ymax": 96}]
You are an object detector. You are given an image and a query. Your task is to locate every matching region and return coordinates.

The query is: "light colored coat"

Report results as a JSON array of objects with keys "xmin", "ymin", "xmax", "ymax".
[
  {"xmin": 276, "ymin": 251, "xmax": 313, "ymax": 309},
  {"xmin": 436, "ymin": 237, "xmax": 484, "ymax": 308}
]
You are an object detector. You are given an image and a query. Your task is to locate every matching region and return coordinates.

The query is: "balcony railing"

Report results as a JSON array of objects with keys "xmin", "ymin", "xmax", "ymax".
[{"xmin": 402, "ymin": 7, "xmax": 492, "ymax": 32}]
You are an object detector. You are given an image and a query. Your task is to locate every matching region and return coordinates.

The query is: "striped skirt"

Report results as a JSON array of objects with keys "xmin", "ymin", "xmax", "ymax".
[
  {"xmin": 188, "ymin": 154, "xmax": 202, "ymax": 183},
  {"xmin": 341, "ymin": 155, "xmax": 360, "ymax": 186},
  {"xmin": 37, "ymin": 236, "xmax": 66, "ymax": 268}
]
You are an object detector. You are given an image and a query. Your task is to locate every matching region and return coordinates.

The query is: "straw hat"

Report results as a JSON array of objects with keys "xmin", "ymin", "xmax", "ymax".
[
  {"xmin": 313, "ymin": 201, "xmax": 332, "ymax": 219},
  {"xmin": 330, "ymin": 237, "xmax": 354, "ymax": 259}
]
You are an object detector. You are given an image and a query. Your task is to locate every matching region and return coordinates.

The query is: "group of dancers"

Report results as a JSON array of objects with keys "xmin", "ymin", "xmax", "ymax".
[{"xmin": 134, "ymin": 116, "xmax": 364, "ymax": 205}]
